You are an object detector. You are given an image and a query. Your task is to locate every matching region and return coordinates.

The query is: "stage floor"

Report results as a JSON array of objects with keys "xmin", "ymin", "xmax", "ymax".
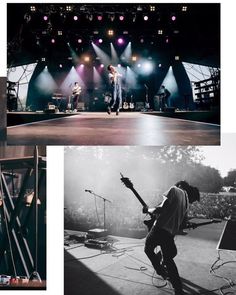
[
  {"xmin": 7, "ymin": 112, "xmax": 220, "ymax": 145},
  {"xmin": 65, "ymin": 221, "xmax": 236, "ymax": 295}
]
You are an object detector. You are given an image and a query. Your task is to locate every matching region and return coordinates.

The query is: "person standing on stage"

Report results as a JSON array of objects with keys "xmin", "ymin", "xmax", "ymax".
[
  {"xmin": 71, "ymin": 82, "xmax": 82, "ymax": 112},
  {"xmin": 159, "ymin": 85, "xmax": 171, "ymax": 111},
  {"xmin": 107, "ymin": 65, "xmax": 122, "ymax": 115},
  {"xmin": 143, "ymin": 181, "xmax": 200, "ymax": 295}
]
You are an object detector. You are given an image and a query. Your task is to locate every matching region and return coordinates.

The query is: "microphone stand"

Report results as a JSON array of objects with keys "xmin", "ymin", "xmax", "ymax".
[{"xmin": 85, "ymin": 190, "xmax": 112, "ymax": 231}]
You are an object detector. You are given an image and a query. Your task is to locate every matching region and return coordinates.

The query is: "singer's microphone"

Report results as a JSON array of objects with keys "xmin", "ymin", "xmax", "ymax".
[{"xmin": 85, "ymin": 189, "xmax": 92, "ymax": 193}]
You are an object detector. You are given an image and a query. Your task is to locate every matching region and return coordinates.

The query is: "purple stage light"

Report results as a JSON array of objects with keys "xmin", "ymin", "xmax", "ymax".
[
  {"xmin": 43, "ymin": 15, "xmax": 48, "ymax": 21},
  {"xmin": 119, "ymin": 15, "xmax": 124, "ymax": 21},
  {"xmin": 143, "ymin": 15, "xmax": 149, "ymax": 21},
  {"xmin": 74, "ymin": 16, "xmax": 78, "ymax": 21},
  {"xmin": 78, "ymin": 38, "xmax": 82, "ymax": 43},
  {"xmin": 97, "ymin": 15, "xmax": 103, "ymax": 21},
  {"xmin": 117, "ymin": 38, "xmax": 124, "ymax": 45},
  {"xmin": 171, "ymin": 15, "xmax": 176, "ymax": 21},
  {"xmin": 98, "ymin": 38, "xmax": 103, "ymax": 44},
  {"xmin": 51, "ymin": 38, "xmax": 55, "ymax": 44},
  {"xmin": 100, "ymin": 64, "xmax": 104, "ymax": 68}
]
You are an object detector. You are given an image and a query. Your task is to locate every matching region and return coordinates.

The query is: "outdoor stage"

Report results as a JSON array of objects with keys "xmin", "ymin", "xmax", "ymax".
[
  {"xmin": 7, "ymin": 112, "xmax": 220, "ymax": 145},
  {"xmin": 64, "ymin": 221, "xmax": 236, "ymax": 295}
]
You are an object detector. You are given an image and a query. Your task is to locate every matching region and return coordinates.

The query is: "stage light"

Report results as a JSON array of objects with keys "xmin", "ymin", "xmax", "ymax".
[
  {"xmin": 57, "ymin": 31, "xmax": 63, "ymax": 36},
  {"xmin": 78, "ymin": 38, "xmax": 82, "ymax": 43},
  {"xmin": 84, "ymin": 56, "xmax": 90, "ymax": 62},
  {"xmin": 117, "ymin": 64, "xmax": 121, "ymax": 68},
  {"xmin": 43, "ymin": 15, "xmax": 48, "ymax": 21},
  {"xmin": 143, "ymin": 15, "xmax": 149, "ymax": 21},
  {"xmin": 137, "ymin": 64, "xmax": 141, "ymax": 68},
  {"xmin": 165, "ymin": 37, "xmax": 169, "ymax": 43},
  {"xmin": 80, "ymin": 64, "xmax": 84, "ymax": 68},
  {"xmin": 30, "ymin": 6, "xmax": 36, "ymax": 12},
  {"xmin": 150, "ymin": 5, "xmax": 155, "ymax": 12},
  {"xmin": 119, "ymin": 15, "xmax": 124, "ymax": 21},
  {"xmin": 140, "ymin": 38, "xmax": 144, "ymax": 43},
  {"xmin": 41, "ymin": 57, "xmax": 46, "ymax": 62},
  {"xmin": 108, "ymin": 30, "xmax": 114, "ymax": 36},
  {"xmin": 132, "ymin": 56, "xmax": 137, "ymax": 61},
  {"xmin": 117, "ymin": 38, "xmax": 124, "ymax": 45},
  {"xmin": 123, "ymin": 31, "xmax": 129, "ymax": 35},
  {"xmin": 171, "ymin": 15, "xmax": 176, "ymax": 21},
  {"xmin": 182, "ymin": 6, "xmax": 188, "ymax": 12},
  {"xmin": 143, "ymin": 61, "xmax": 154, "ymax": 74},
  {"xmin": 51, "ymin": 38, "xmax": 55, "ymax": 44},
  {"xmin": 97, "ymin": 15, "xmax": 103, "ymax": 21},
  {"xmin": 74, "ymin": 15, "xmax": 78, "ymax": 21},
  {"xmin": 100, "ymin": 64, "xmax": 104, "ymax": 68},
  {"xmin": 158, "ymin": 63, "xmax": 162, "ymax": 67},
  {"xmin": 66, "ymin": 5, "xmax": 72, "ymax": 12},
  {"xmin": 98, "ymin": 38, "xmax": 103, "ymax": 44},
  {"xmin": 175, "ymin": 56, "xmax": 180, "ymax": 60},
  {"xmin": 59, "ymin": 64, "xmax": 63, "ymax": 68},
  {"xmin": 158, "ymin": 29, "xmax": 163, "ymax": 35},
  {"xmin": 132, "ymin": 14, "xmax": 137, "ymax": 22}
]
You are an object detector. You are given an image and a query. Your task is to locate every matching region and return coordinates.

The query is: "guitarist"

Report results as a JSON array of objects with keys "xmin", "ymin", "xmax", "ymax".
[
  {"xmin": 143, "ymin": 181, "xmax": 200, "ymax": 295},
  {"xmin": 71, "ymin": 82, "xmax": 82, "ymax": 112}
]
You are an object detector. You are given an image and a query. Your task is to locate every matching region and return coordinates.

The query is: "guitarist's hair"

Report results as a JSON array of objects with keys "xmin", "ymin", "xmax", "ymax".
[{"xmin": 175, "ymin": 180, "xmax": 200, "ymax": 202}]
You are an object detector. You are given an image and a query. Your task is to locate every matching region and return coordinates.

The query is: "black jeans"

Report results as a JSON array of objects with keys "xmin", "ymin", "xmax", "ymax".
[{"xmin": 144, "ymin": 226, "xmax": 183, "ymax": 292}]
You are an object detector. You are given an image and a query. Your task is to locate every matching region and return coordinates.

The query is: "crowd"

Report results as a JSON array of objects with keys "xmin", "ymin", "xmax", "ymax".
[{"xmin": 65, "ymin": 193, "xmax": 236, "ymax": 236}]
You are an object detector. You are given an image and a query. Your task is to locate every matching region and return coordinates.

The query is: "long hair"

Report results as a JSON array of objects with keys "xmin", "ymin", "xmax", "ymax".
[{"xmin": 175, "ymin": 180, "xmax": 200, "ymax": 202}]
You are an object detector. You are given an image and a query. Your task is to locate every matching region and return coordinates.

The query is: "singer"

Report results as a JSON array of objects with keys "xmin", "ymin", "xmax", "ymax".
[{"xmin": 107, "ymin": 65, "xmax": 123, "ymax": 116}]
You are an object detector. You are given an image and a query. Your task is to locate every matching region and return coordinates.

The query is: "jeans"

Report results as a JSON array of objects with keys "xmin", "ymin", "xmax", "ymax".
[
  {"xmin": 110, "ymin": 82, "xmax": 122, "ymax": 111},
  {"xmin": 144, "ymin": 226, "xmax": 183, "ymax": 292}
]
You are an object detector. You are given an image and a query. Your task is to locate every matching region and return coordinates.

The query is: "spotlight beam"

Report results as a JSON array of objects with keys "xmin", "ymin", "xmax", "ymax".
[{"xmin": 91, "ymin": 42, "xmax": 111, "ymax": 66}]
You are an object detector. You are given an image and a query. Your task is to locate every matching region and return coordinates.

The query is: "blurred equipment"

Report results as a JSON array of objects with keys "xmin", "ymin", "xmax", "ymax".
[{"xmin": 217, "ymin": 207, "xmax": 236, "ymax": 251}]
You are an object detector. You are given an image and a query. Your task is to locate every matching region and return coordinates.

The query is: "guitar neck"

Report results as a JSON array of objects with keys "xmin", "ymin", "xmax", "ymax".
[
  {"xmin": 186, "ymin": 219, "xmax": 221, "ymax": 229},
  {"xmin": 129, "ymin": 187, "xmax": 148, "ymax": 208}
]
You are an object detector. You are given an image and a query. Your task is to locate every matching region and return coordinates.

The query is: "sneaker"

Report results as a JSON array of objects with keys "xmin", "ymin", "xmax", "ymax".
[{"xmin": 116, "ymin": 110, "xmax": 119, "ymax": 116}]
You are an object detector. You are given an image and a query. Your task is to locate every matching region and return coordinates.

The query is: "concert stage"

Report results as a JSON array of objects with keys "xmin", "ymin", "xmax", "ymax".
[
  {"xmin": 65, "ymin": 221, "xmax": 236, "ymax": 295},
  {"xmin": 7, "ymin": 112, "xmax": 220, "ymax": 146}
]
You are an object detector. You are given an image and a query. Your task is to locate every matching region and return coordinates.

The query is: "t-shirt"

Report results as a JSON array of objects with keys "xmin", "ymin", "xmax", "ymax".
[{"xmin": 155, "ymin": 186, "xmax": 189, "ymax": 236}]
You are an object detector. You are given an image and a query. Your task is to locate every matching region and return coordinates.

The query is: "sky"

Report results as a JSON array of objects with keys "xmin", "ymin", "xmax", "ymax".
[{"xmin": 200, "ymin": 134, "xmax": 236, "ymax": 177}]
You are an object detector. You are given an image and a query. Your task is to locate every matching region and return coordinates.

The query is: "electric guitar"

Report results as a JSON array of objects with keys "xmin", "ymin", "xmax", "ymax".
[
  {"xmin": 120, "ymin": 173, "xmax": 155, "ymax": 231},
  {"xmin": 120, "ymin": 173, "xmax": 222, "ymax": 232},
  {"xmin": 144, "ymin": 84, "xmax": 150, "ymax": 109},
  {"xmin": 129, "ymin": 95, "xmax": 135, "ymax": 109}
]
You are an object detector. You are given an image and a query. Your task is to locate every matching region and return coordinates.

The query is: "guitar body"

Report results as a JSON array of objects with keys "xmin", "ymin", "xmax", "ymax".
[
  {"xmin": 129, "ymin": 102, "xmax": 135, "ymax": 109},
  {"xmin": 123, "ymin": 102, "xmax": 129, "ymax": 109},
  {"xmin": 144, "ymin": 217, "xmax": 155, "ymax": 231}
]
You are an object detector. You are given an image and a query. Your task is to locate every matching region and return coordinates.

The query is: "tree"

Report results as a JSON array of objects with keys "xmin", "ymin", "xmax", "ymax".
[{"xmin": 224, "ymin": 170, "xmax": 236, "ymax": 187}]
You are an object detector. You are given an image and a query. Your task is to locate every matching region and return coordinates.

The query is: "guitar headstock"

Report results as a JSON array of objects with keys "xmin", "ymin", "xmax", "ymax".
[{"xmin": 120, "ymin": 173, "xmax": 134, "ymax": 189}]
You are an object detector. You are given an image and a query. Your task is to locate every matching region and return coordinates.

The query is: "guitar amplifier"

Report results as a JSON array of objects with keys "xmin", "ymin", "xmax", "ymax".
[
  {"xmin": 135, "ymin": 102, "xmax": 144, "ymax": 111},
  {"xmin": 77, "ymin": 102, "xmax": 85, "ymax": 111}
]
